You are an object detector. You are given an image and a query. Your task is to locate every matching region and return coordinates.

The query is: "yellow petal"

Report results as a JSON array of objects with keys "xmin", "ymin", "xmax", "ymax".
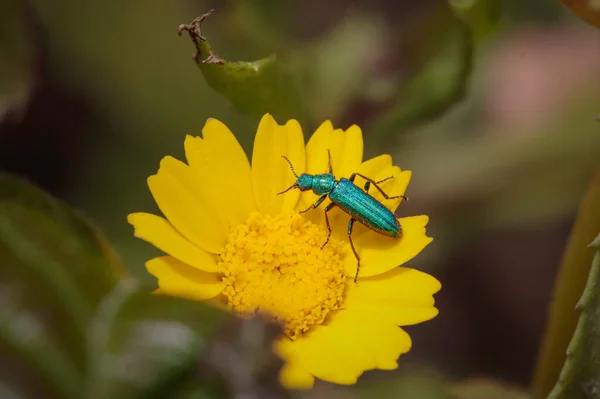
[
  {"xmin": 344, "ymin": 267, "xmax": 441, "ymax": 325},
  {"xmin": 360, "ymin": 319, "xmax": 412, "ymax": 370},
  {"xmin": 305, "ymin": 121, "xmax": 363, "ymax": 179},
  {"xmin": 252, "ymin": 114, "xmax": 305, "ymax": 216},
  {"xmin": 343, "ymin": 215, "xmax": 433, "ymax": 278},
  {"xmin": 148, "ymin": 156, "xmax": 228, "ymax": 253},
  {"xmin": 276, "ymin": 344, "xmax": 315, "ymax": 389},
  {"xmin": 329, "ymin": 125, "xmax": 363, "ymax": 178},
  {"xmin": 146, "ymin": 256, "xmax": 224, "ymax": 301},
  {"xmin": 286, "ymin": 313, "xmax": 369, "ymax": 385},
  {"xmin": 127, "ymin": 213, "xmax": 218, "ymax": 272},
  {"xmin": 305, "ymin": 120, "xmax": 335, "ymax": 175},
  {"xmin": 289, "ymin": 310, "xmax": 412, "ymax": 384},
  {"xmin": 184, "ymin": 118, "xmax": 256, "ymax": 227},
  {"xmin": 357, "ymin": 154, "xmax": 392, "ymax": 175}
]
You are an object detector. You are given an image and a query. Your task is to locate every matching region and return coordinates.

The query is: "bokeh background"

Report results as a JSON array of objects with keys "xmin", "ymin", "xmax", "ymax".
[{"xmin": 2, "ymin": 0, "xmax": 600, "ymax": 396}]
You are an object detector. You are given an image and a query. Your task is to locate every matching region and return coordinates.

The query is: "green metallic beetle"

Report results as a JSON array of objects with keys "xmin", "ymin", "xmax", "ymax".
[{"xmin": 278, "ymin": 151, "xmax": 407, "ymax": 282}]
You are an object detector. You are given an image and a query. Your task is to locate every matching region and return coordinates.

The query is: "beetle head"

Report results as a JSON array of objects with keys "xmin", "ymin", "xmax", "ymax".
[{"xmin": 296, "ymin": 173, "xmax": 313, "ymax": 191}]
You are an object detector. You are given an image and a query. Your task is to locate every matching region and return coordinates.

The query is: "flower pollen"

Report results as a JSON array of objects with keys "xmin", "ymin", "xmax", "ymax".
[{"xmin": 218, "ymin": 212, "xmax": 345, "ymax": 339}]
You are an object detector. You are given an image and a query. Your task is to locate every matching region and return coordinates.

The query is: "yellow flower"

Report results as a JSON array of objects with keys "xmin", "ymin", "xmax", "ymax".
[{"xmin": 128, "ymin": 114, "xmax": 440, "ymax": 389}]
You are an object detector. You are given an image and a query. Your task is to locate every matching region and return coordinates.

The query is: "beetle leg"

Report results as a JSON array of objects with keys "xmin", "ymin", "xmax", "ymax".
[
  {"xmin": 299, "ymin": 194, "xmax": 327, "ymax": 214},
  {"xmin": 347, "ymin": 218, "xmax": 361, "ymax": 282},
  {"xmin": 321, "ymin": 202, "xmax": 336, "ymax": 249},
  {"xmin": 350, "ymin": 173, "xmax": 393, "ymax": 185},
  {"xmin": 375, "ymin": 176, "xmax": 394, "ymax": 184},
  {"xmin": 363, "ymin": 178, "xmax": 394, "ymax": 194},
  {"xmin": 352, "ymin": 173, "xmax": 407, "ymax": 202}
]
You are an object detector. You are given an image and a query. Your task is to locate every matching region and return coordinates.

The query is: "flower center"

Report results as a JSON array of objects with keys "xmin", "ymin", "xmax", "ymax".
[{"xmin": 218, "ymin": 212, "xmax": 346, "ymax": 339}]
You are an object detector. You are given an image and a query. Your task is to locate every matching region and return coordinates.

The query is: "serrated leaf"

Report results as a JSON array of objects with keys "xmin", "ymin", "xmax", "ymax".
[
  {"xmin": 0, "ymin": 174, "xmax": 121, "ymax": 398},
  {"xmin": 532, "ymin": 168, "xmax": 600, "ymax": 397},
  {"xmin": 546, "ymin": 233, "xmax": 600, "ymax": 398},
  {"xmin": 178, "ymin": 10, "xmax": 304, "ymax": 123},
  {"xmin": 84, "ymin": 281, "xmax": 229, "ymax": 399},
  {"xmin": 558, "ymin": 0, "xmax": 600, "ymax": 29}
]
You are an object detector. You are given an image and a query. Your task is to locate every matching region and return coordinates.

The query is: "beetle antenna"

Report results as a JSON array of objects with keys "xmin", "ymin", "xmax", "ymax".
[
  {"xmin": 277, "ymin": 184, "xmax": 298, "ymax": 195},
  {"xmin": 327, "ymin": 149, "xmax": 332, "ymax": 174},
  {"xmin": 281, "ymin": 155, "xmax": 299, "ymax": 178}
]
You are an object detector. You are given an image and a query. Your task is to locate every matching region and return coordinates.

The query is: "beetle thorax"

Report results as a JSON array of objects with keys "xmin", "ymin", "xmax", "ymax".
[{"xmin": 311, "ymin": 174, "xmax": 336, "ymax": 196}]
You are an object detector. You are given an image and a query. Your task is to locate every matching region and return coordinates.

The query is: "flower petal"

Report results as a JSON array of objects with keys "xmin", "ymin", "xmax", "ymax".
[
  {"xmin": 280, "ymin": 314, "xmax": 369, "ymax": 385},
  {"xmin": 277, "ymin": 352, "xmax": 315, "ymax": 389},
  {"xmin": 305, "ymin": 120, "xmax": 335, "ymax": 176},
  {"xmin": 146, "ymin": 256, "xmax": 224, "ymax": 301},
  {"xmin": 360, "ymin": 319, "xmax": 412, "ymax": 370},
  {"xmin": 148, "ymin": 156, "xmax": 229, "ymax": 253},
  {"xmin": 357, "ymin": 154, "xmax": 392, "ymax": 176},
  {"xmin": 184, "ymin": 118, "xmax": 256, "ymax": 227},
  {"xmin": 252, "ymin": 114, "xmax": 305, "ymax": 216},
  {"xmin": 305, "ymin": 121, "xmax": 363, "ymax": 179},
  {"xmin": 280, "ymin": 310, "xmax": 412, "ymax": 385},
  {"xmin": 344, "ymin": 267, "xmax": 441, "ymax": 325},
  {"xmin": 128, "ymin": 213, "xmax": 218, "ymax": 272},
  {"xmin": 344, "ymin": 215, "xmax": 433, "ymax": 278},
  {"xmin": 330, "ymin": 125, "xmax": 363, "ymax": 178}
]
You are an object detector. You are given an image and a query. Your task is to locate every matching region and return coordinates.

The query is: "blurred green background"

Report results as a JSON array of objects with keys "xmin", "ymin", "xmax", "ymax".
[{"xmin": 2, "ymin": 0, "xmax": 600, "ymax": 397}]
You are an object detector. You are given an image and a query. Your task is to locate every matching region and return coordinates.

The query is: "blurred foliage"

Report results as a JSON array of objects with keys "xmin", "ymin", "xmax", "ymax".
[
  {"xmin": 449, "ymin": 378, "xmax": 531, "ymax": 399},
  {"xmin": 369, "ymin": 23, "xmax": 474, "ymax": 142},
  {"xmin": 0, "ymin": 0, "xmax": 39, "ymax": 121},
  {"xmin": 532, "ymin": 168, "xmax": 600, "ymax": 397},
  {"xmin": 558, "ymin": 0, "xmax": 600, "ymax": 28},
  {"xmin": 449, "ymin": 0, "xmax": 502, "ymax": 42},
  {"xmin": 547, "ymin": 232, "xmax": 600, "ymax": 398},
  {"xmin": 296, "ymin": 372, "xmax": 530, "ymax": 399},
  {"xmin": 85, "ymin": 281, "xmax": 228, "ymax": 399},
  {"xmin": 0, "ymin": 173, "xmax": 119, "ymax": 398},
  {"xmin": 371, "ymin": 0, "xmax": 501, "ymax": 142}
]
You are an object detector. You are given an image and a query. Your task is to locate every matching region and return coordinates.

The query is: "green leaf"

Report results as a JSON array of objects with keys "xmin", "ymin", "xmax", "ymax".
[
  {"xmin": 546, "ymin": 233, "xmax": 600, "ymax": 398},
  {"xmin": 85, "ymin": 281, "xmax": 229, "ymax": 399},
  {"xmin": 178, "ymin": 10, "xmax": 305, "ymax": 123},
  {"xmin": 557, "ymin": 0, "xmax": 600, "ymax": 29},
  {"xmin": 0, "ymin": 174, "xmax": 121, "ymax": 398},
  {"xmin": 532, "ymin": 168, "xmax": 600, "ymax": 397}
]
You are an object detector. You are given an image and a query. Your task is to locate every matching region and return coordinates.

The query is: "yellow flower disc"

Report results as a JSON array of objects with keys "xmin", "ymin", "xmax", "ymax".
[{"xmin": 218, "ymin": 212, "xmax": 345, "ymax": 339}]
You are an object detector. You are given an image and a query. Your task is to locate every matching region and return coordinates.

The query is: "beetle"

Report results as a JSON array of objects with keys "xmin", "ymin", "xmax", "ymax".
[{"xmin": 277, "ymin": 151, "xmax": 406, "ymax": 282}]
